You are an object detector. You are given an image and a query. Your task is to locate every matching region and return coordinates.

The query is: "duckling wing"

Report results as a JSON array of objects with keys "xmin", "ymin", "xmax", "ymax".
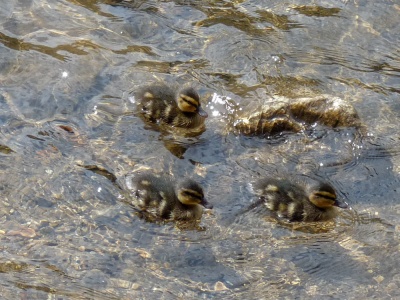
[
  {"xmin": 127, "ymin": 173, "xmax": 165, "ymax": 207},
  {"xmin": 131, "ymin": 173, "xmax": 185, "ymax": 220},
  {"xmin": 254, "ymin": 178, "xmax": 307, "ymax": 221},
  {"xmin": 136, "ymin": 85, "xmax": 175, "ymax": 123}
]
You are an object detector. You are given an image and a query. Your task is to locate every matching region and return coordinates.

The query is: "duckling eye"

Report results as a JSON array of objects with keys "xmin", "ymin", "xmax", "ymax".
[
  {"xmin": 181, "ymin": 190, "xmax": 203, "ymax": 200},
  {"xmin": 178, "ymin": 95, "xmax": 199, "ymax": 112},
  {"xmin": 314, "ymin": 191, "xmax": 336, "ymax": 200},
  {"xmin": 178, "ymin": 188, "xmax": 205, "ymax": 206},
  {"xmin": 310, "ymin": 192, "xmax": 337, "ymax": 208}
]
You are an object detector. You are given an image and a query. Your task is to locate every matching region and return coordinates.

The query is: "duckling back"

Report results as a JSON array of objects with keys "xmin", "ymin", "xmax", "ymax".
[
  {"xmin": 136, "ymin": 85, "xmax": 207, "ymax": 129},
  {"xmin": 253, "ymin": 177, "xmax": 347, "ymax": 222}
]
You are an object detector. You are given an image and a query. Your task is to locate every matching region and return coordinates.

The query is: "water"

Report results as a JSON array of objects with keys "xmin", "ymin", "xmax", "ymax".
[{"xmin": 1, "ymin": 0, "xmax": 400, "ymax": 298}]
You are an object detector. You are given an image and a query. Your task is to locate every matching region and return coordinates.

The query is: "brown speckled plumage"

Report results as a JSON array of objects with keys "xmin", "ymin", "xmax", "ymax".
[
  {"xmin": 253, "ymin": 176, "xmax": 348, "ymax": 222},
  {"xmin": 136, "ymin": 85, "xmax": 208, "ymax": 129},
  {"xmin": 126, "ymin": 172, "xmax": 213, "ymax": 221}
]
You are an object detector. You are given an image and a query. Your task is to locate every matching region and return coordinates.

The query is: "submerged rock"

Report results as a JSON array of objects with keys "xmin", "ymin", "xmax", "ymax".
[{"xmin": 233, "ymin": 95, "xmax": 362, "ymax": 136}]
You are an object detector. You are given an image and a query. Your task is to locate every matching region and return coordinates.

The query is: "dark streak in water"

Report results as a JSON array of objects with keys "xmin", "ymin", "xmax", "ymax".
[{"xmin": 291, "ymin": 5, "xmax": 341, "ymax": 18}]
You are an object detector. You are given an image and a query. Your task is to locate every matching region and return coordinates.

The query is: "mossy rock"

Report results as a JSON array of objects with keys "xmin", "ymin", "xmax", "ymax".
[{"xmin": 233, "ymin": 95, "xmax": 362, "ymax": 136}]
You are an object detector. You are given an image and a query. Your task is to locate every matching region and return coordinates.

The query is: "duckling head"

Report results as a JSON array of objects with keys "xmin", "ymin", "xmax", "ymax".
[
  {"xmin": 177, "ymin": 88, "xmax": 208, "ymax": 118},
  {"xmin": 176, "ymin": 179, "xmax": 213, "ymax": 209},
  {"xmin": 308, "ymin": 182, "xmax": 349, "ymax": 209}
]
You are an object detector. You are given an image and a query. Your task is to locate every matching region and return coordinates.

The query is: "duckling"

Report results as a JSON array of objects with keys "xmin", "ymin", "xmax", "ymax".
[
  {"xmin": 136, "ymin": 84, "xmax": 208, "ymax": 129},
  {"xmin": 252, "ymin": 176, "xmax": 349, "ymax": 222},
  {"xmin": 126, "ymin": 172, "xmax": 213, "ymax": 221}
]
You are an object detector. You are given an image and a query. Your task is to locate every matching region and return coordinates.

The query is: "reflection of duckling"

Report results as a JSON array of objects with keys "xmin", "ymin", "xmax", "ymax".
[
  {"xmin": 126, "ymin": 172, "xmax": 213, "ymax": 221},
  {"xmin": 136, "ymin": 85, "xmax": 208, "ymax": 129},
  {"xmin": 252, "ymin": 176, "xmax": 349, "ymax": 222}
]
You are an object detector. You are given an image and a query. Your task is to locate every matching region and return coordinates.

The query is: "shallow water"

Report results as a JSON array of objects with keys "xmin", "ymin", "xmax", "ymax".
[{"xmin": 1, "ymin": 0, "xmax": 400, "ymax": 299}]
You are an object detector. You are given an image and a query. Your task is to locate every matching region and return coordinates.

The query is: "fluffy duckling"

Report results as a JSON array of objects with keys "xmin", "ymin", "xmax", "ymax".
[
  {"xmin": 252, "ymin": 176, "xmax": 348, "ymax": 222},
  {"xmin": 136, "ymin": 84, "xmax": 208, "ymax": 129},
  {"xmin": 126, "ymin": 172, "xmax": 213, "ymax": 221}
]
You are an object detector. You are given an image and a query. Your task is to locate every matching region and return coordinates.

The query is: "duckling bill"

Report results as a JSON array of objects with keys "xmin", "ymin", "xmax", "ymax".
[
  {"xmin": 126, "ymin": 172, "xmax": 212, "ymax": 221},
  {"xmin": 253, "ymin": 177, "xmax": 348, "ymax": 222},
  {"xmin": 136, "ymin": 84, "xmax": 208, "ymax": 129}
]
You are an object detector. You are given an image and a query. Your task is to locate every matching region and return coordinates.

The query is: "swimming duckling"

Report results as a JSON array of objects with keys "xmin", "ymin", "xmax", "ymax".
[
  {"xmin": 126, "ymin": 172, "xmax": 213, "ymax": 221},
  {"xmin": 252, "ymin": 176, "xmax": 349, "ymax": 222},
  {"xmin": 136, "ymin": 84, "xmax": 208, "ymax": 129}
]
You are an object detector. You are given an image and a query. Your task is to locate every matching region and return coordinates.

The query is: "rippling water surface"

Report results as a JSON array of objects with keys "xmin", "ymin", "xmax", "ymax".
[{"xmin": 1, "ymin": 0, "xmax": 400, "ymax": 299}]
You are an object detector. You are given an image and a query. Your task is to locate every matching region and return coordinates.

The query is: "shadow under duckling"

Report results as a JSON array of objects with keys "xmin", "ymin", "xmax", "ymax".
[
  {"xmin": 125, "ymin": 172, "xmax": 213, "ymax": 221},
  {"xmin": 252, "ymin": 176, "xmax": 349, "ymax": 222},
  {"xmin": 135, "ymin": 84, "xmax": 208, "ymax": 130}
]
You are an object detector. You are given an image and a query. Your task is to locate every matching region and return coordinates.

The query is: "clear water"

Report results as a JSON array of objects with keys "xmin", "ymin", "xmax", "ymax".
[{"xmin": 1, "ymin": 0, "xmax": 400, "ymax": 298}]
